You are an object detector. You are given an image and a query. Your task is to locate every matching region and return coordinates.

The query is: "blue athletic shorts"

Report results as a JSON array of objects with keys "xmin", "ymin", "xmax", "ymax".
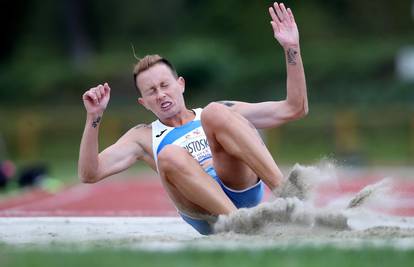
[{"xmin": 179, "ymin": 166, "xmax": 264, "ymax": 235}]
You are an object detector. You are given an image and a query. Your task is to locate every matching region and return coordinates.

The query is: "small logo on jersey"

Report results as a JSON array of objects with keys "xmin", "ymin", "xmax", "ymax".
[
  {"xmin": 156, "ymin": 129, "xmax": 167, "ymax": 138},
  {"xmin": 185, "ymin": 129, "xmax": 201, "ymax": 139}
]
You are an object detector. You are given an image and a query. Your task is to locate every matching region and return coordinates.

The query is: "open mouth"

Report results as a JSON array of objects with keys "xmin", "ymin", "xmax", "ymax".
[{"xmin": 160, "ymin": 101, "xmax": 173, "ymax": 110}]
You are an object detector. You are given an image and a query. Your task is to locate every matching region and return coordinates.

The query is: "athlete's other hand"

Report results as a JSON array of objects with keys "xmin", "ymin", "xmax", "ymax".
[
  {"xmin": 269, "ymin": 2, "xmax": 299, "ymax": 48},
  {"xmin": 82, "ymin": 83, "xmax": 111, "ymax": 115}
]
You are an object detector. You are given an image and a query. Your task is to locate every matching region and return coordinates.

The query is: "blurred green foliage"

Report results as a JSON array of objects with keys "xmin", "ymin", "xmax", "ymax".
[
  {"xmin": 1, "ymin": 105, "xmax": 413, "ymax": 178},
  {"xmin": 0, "ymin": 0, "xmax": 413, "ymax": 106},
  {"xmin": 1, "ymin": 0, "xmax": 414, "ymax": 173}
]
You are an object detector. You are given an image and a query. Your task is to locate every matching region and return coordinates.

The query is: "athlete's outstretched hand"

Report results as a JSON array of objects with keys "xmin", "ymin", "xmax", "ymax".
[
  {"xmin": 269, "ymin": 2, "xmax": 299, "ymax": 48},
  {"xmin": 82, "ymin": 83, "xmax": 111, "ymax": 115}
]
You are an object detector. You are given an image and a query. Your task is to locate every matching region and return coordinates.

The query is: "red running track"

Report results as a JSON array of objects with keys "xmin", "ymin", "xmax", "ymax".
[
  {"xmin": 0, "ymin": 178, "xmax": 177, "ymax": 217},
  {"xmin": 1, "ymin": 175, "xmax": 414, "ymax": 217}
]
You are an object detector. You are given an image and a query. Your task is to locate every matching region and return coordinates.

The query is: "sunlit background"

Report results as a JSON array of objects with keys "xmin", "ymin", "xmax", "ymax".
[{"xmin": 1, "ymin": 0, "xmax": 414, "ymax": 187}]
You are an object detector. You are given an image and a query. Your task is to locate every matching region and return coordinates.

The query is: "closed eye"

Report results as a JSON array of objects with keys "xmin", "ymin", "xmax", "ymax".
[{"xmin": 145, "ymin": 88, "xmax": 156, "ymax": 96}]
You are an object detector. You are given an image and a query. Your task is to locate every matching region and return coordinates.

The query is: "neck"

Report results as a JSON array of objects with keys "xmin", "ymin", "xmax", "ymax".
[{"xmin": 160, "ymin": 109, "xmax": 195, "ymax": 127}]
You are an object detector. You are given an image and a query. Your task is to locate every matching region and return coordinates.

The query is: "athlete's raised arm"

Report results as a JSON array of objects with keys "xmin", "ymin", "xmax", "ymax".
[
  {"xmin": 78, "ymin": 83, "xmax": 145, "ymax": 183},
  {"xmin": 219, "ymin": 2, "xmax": 308, "ymax": 129}
]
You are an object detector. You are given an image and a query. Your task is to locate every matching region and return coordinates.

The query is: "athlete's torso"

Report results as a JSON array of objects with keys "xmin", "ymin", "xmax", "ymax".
[{"xmin": 151, "ymin": 108, "xmax": 212, "ymax": 171}]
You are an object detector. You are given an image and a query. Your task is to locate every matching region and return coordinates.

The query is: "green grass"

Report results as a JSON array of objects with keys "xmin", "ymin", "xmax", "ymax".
[{"xmin": 1, "ymin": 245, "xmax": 414, "ymax": 267}]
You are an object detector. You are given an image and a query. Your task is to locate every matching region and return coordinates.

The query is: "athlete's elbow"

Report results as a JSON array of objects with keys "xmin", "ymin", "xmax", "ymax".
[
  {"xmin": 302, "ymin": 99, "xmax": 309, "ymax": 116},
  {"xmin": 291, "ymin": 102, "xmax": 309, "ymax": 120},
  {"xmin": 79, "ymin": 174, "xmax": 95, "ymax": 184},
  {"xmin": 78, "ymin": 169, "xmax": 99, "ymax": 184},
  {"xmin": 283, "ymin": 107, "xmax": 306, "ymax": 122},
  {"xmin": 299, "ymin": 104, "xmax": 309, "ymax": 118},
  {"xmin": 284, "ymin": 98, "xmax": 308, "ymax": 120},
  {"xmin": 80, "ymin": 176, "xmax": 98, "ymax": 184}
]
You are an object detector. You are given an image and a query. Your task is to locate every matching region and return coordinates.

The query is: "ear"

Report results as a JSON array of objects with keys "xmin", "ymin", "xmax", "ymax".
[
  {"xmin": 138, "ymin": 97, "xmax": 149, "ymax": 110},
  {"xmin": 178, "ymin": 77, "xmax": 185, "ymax": 93}
]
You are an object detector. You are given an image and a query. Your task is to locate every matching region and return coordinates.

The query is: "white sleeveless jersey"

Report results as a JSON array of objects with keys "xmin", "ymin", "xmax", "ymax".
[{"xmin": 151, "ymin": 108, "xmax": 212, "ymax": 171}]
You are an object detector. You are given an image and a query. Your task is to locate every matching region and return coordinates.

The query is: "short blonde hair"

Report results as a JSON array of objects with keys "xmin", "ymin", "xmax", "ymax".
[{"xmin": 133, "ymin": 54, "xmax": 178, "ymax": 93}]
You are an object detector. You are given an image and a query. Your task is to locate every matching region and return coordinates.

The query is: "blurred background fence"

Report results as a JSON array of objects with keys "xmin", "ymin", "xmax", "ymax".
[{"xmin": 1, "ymin": 105, "xmax": 414, "ymax": 181}]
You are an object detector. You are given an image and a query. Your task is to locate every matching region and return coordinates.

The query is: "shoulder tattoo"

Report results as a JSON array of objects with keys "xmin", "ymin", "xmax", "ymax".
[
  {"xmin": 217, "ymin": 101, "xmax": 235, "ymax": 107},
  {"xmin": 134, "ymin": 124, "xmax": 150, "ymax": 130}
]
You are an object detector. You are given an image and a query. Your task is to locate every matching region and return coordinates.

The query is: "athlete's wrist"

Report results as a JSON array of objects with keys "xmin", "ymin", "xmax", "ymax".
[
  {"xmin": 282, "ymin": 43, "xmax": 300, "ymax": 51},
  {"xmin": 86, "ymin": 113, "xmax": 103, "ymax": 128}
]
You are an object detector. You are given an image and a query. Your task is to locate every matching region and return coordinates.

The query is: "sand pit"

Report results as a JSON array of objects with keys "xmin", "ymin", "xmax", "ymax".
[
  {"xmin": 1, "ymin": 212, "xmax": 414, "ymax": 250},
  {"xmin": 2, "ymin": 163, "xmax": 414, "ymax": 250}
]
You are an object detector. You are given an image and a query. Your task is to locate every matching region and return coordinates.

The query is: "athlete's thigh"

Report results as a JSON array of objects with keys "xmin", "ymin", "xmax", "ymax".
[
  {"xmin": 160, "ymin": 175, "xmax": 210, "ymax": 216},
  {"xmin": 209, "ymin": 144, "xmax": 259, "ymax": 190},
  {"xmin": 202, "ymin": 109, "xmax": 261, "ymax": 190},
  {"xmin": 157, "ymin": 144, "xmax": 232, "ymax": 216}
]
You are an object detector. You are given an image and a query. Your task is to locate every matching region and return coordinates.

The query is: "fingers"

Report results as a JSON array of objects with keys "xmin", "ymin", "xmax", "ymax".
[
  {"xmin": 274, "ymin": 3, "xmax": 285, "ymax": 23},
  {"xmin": 83, "ymin": 90, "xmax": 99, "ymax": 105},
  {"xmin": 279, "ymin": 3, "xmax": 289, "ymax": 22},
  {"xmin": 83, "ymin": 83, "xmax": 110, "ymax": 105},
  {"xmin": 270, "ymin": 2, "xmax": 292, "ymax": 26},
  {"xmin": 269, "ymin": 7, "xmax": 280, "ymax": 33},
  {"xmin": 269, "ymin": 8, "xmax": 280, "ymax": 33},
  {"xmin": 269, "ymin": 6, "xmax": 279, "ymax": 23},
  {"xmin": 95, "ymin": 85, "xmax": 103, "ymax": 99},
  {"xmin": 287, "ymin": 7, "xmax": 296, "ymax": 24},
  {"xmin": 103, "ymin": 82, "xmax": 111, "ymax": 95}
]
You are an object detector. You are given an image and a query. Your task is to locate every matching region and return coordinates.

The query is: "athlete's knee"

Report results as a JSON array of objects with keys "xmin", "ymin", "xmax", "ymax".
[
  {"xmin": 158, "ymin": 145, "xmax": 189, "ymax": 171},
  {"xmin": 201, "ymin": 102, "xmax": 231, "ymax": 128}
]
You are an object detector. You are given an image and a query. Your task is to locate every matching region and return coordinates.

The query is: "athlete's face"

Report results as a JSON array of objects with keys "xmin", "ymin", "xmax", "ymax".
[{"xmin": 137, "ymin": 63, "xmax": 186, "ymax": 120}]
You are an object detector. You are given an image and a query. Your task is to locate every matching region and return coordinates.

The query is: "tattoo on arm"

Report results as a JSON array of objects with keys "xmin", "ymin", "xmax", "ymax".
[
  {"xmin": 92, "ymin": 116, "xmax": 101, "ymax": 128},
  {"xmin": 217, "ymin": 101, "xmax": 235, "ymax": 107},
  {"xmin": 287, "ymin": 48, "xmax": 298, "ymax": 65},
  {"xmin": 134, "ymin": 124, "xmax": 150, "ymax": 130}
]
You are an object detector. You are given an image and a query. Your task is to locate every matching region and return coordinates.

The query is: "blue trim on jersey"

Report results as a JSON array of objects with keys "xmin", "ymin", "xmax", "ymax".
[
  {"xmin": 156, "ymin": 120, "xmax": 202, "ymax": 155},
  {"xmin": 180, "ymin": 167, "xmax": 264, "ymax": 235},
  {"xmin": 199, "ymin": 156, "xmax": 212, "ymax": 164}
]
